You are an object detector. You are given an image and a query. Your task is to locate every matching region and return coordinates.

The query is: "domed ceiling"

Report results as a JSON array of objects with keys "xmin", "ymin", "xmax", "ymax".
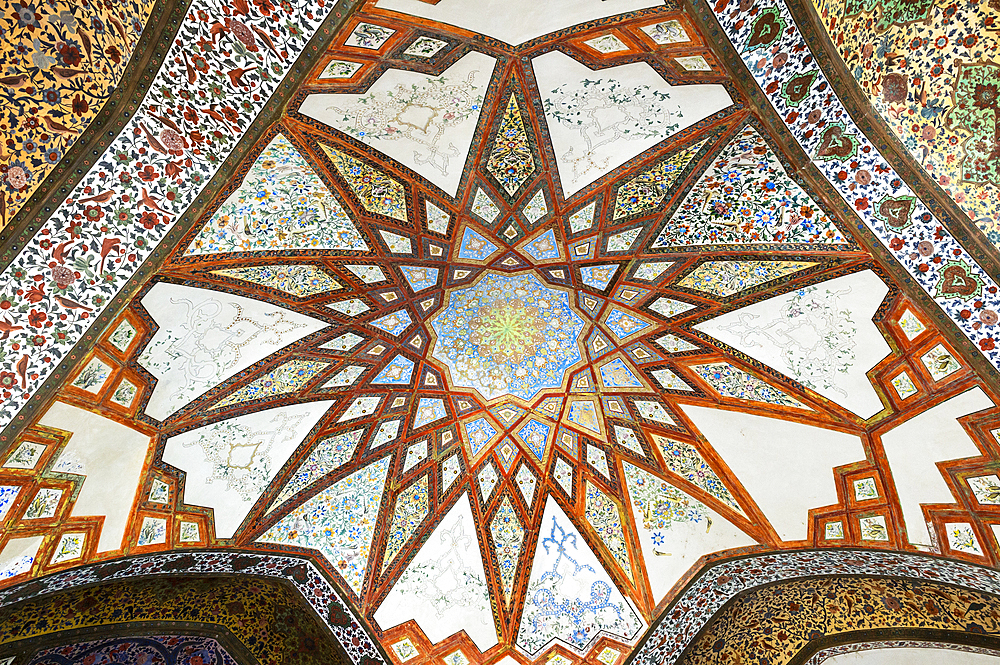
[{"xmin": 2, "ymin": 0, "xmax": 1000, "ymax": 664}]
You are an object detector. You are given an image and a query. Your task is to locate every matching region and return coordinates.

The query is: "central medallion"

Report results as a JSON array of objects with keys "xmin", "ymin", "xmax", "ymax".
[{"xmin": 429, "ymin": 271, "xmax": 587, "ymax": 401}]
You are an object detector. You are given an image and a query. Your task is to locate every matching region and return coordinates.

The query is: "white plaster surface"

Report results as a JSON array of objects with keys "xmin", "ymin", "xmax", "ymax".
[
  {"xmin": 532, "ymin": 51, "xmax": 732, "ymax": 197},
  {"xmin": 881, "ymin": 387, "xmax": 994, "ymax": 548},
  {"xmin": 682, "ymin": 405, "xmax": 866, "ymax": 541},
  {"xmin": 139, "ymin": 283, "xmax": 327, "ymax": 420},
  {"xmin": 622, "ymin": 461, "xmax": 756, "ymax": 605},
  {"xmin": 163, "ymin": 401, "xmax": 334, "ymax": 538},
  {"xmin": 300, "ymin": 51, "xmax": 497, "ymax": 197},
  {"xmin": 374, "ymin": 493, "xmax": 499, "ymax": 652},
  {"xmin": 41, "ymin": 401, "xmax": 151, "ymax": 552},
  {"xmin": 696, "ymin": 270, "xmax": 891, "ymax": 419}
]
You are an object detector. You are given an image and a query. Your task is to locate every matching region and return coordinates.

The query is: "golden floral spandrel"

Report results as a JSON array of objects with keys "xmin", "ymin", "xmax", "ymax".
[
  {"xmin": 810, "ymin": 0, "xmax": 1000, "ymax": 239},
  {"xmin": 683, "ymin": 577, "xmax": 1000, "ymax": 665},
  {"xmin": 0, "ymin": 575, "xmax": 343, "ymax": 665},
  {"xmin": 1, "ymin": 0, "xmax": 156, "ymax": 228}
]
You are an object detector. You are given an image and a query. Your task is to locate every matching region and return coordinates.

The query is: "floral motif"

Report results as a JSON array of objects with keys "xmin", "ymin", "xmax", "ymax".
[
  {"xmin": 613, "ymin": 141, "xmax": 705, "ymax": 221},
  {"xmin": 383, "ymin": 476, "xmax": 430, "ymax": 571},
  {"xmin": 321, "ymin": 145, "xmax": 408, "ymax": 222},
  {"xmin": 517, "ymin": 502, "xmax": 644, "ymax": 655},
  {"xmin": 652, "ymin": 127, "xmax": 844, "ymax": 247},
  {"xmin": 920, "ymin": 343, "xmax": 962, "ymax": 380},
  {"xmin": 968, "ymin": 474, "xmax": 1000, "ymax": 504},
  {"xmin": 51, "ymin": 532, "xmax": 85, "ymax": 564},
  {"xmin": 814, "ymin": 0, "xmax": 1000, "ymax": 230},
  {"xmin": 486, "ymin": 94, "xmax": 535, "ymax": 196},
  {"xmin": 543, "ymin": 78, "xmax": 680, "ymax": 191},
  {"xmin": 490, "ymin": 495, "xmax": 524, "ymax": 604},
  {"xmin": 269, "ymin": 429, "xmax": 364, "ymax": 510},
  {"xmin": 430, "ymin": 272, "xmax": 586, "ymax": 400},
  {"xmin": 0, "ymin": 486, "xmax": 21, "ymax": 520},
  {"xmin": 403, "ymin": 36, "xmax": 449, "ymax": 58},
  {"xmin": 1, "ymin": 0, "xmax": 156, "ymax": 227},
  {"xmin": 2, "ymin": 442, "xmax": 44, "ymax": 469},
  {"xmin": 188, "ymin": 134, "xmax": 368, "ymax": 255},
  {"xmin": 24, "ymin": 487, "xmax": 62, "ymax": 519},
  {"xmin": 70, "ymin": 357, "xmax": 110, "ymax": 392},
  {"xmin": 258, "ymin": 456, "xmax": 391, "ymax": 595},
  {"xmin": 211, "ymin": 265, "xmax": 340, "ymax": 298},
  {"xmin": 676, "ymin": 260, "xmax": 816, "ymax": 297},
  {"xmin": 584, "ymin": 482, "xmax": 633, "ymax": 579},
  {"xmin": 650, "ymin": 434, "xmax": 740, "ymax": 510},
  {"xmin": 108, "ymin": 320, "xmax": 136, "ymax": 352},
  {"xmin": 691, "ymin": 362, "xmax": 808, "ymax": 408},
  {"xmin": 137, "ymin": 516, "xmax": 167, "ymax": 546},
  {"xmin": 212, "ymin": 359, "xmax": 328, "ymax": 409}
]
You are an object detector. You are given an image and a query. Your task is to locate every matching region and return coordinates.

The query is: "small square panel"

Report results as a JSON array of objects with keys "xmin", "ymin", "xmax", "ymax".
[{"xmin": 346, "ymin": 23, "xmax": 395, "ymax": 50}]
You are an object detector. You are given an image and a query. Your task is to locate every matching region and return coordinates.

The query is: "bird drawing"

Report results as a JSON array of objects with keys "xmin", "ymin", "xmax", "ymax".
[
  {"xmin": 43, "ymin": 116, "xmax": 80, "ymax": 136},
  {"xmin": 54, "ymin": 295, "xmax": 93, "ymax": 312},
  {"xmin": 0, "ymin": 74, "xmax": 31, "ymax": 90},
  {"xmin": 140, "ymin": 187, "xmax": 168, "ymax": 214},
  {"xmin": 50, "ymin": 67, "xmax": 87, "ymax": 82},
  {"xmin": 16, "ymin": 354, "xmax": 29, "ymax": 390},
  {"xmin": 52, "ymin": 240, "xmax": 79, "ymax": 265},
  {"xmin": 226, "ymin": 66, "xmax": 257, "ymax": 88},
  {"xmin": 0, "ymin": 318, "xmax": 23, "ymax": 341},
  {"xmin": 78, "ymin": 191, "xmax": 114, "ymax": 204}
]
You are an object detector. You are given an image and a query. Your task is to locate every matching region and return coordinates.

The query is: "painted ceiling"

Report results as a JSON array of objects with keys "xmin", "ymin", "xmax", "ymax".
[
  {"xmin": 0, "ymin": 0, "xmax": 158, "ymax": 228},
  {"xmin": 810, "ymin": 0, "xmax": 1000, "ymax": 243},
  {"xmin": 1, "ymin": 0, "xmax": 1000, "ymax": 663}
]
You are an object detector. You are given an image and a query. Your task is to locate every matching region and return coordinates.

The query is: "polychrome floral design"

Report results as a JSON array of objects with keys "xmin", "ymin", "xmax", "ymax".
[
  {"xmin": 1, "ymin": 0, "xmax": 156, "ymax": 227},
  {"xmin": 430, "ymin": 272, "xmax": 586, "ymax": 400}
]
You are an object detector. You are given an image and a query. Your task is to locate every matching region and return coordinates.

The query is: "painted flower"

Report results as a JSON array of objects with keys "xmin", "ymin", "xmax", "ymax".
[
  {"xmin": 84, "ymin": 205, "xmax": 104, "ymax": 222},
  {"xmin": 973, "ymin": 82, "xmax": 999, "ymax": 111},
  {"xmin": 72, "ymin": 94, "xmax": 89, "ymax": 116},
  {"xmin": 5, "ymin": 163, "xmax": 30, "ymax": 190},
  {"xmin": 137, "ymin": 165, "xmax": 158, "ymax": 181},
  {"xmin": 57, "ymin": 42, "xmax": 82, "ymax": 67},
  {"xmin": 12, "ymin": 2, "xmax": 42, "ymax": 30},
  {"xmin": 160, "ymin": 129, "xmax": 185, "ymax": 151},
  {"xmin": 139, "ymin": 211, "xmax": 160, "ymax": 229}
]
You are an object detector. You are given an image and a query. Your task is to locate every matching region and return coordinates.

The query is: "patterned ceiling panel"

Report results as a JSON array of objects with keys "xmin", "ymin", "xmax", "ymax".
[
  {"xmin": 4, "ymin": 1, "xmax": 1000, "ymax": 665},
  {"xmin": 810, "ymin": 0, "xmax": 1000, "ymax": 245}
]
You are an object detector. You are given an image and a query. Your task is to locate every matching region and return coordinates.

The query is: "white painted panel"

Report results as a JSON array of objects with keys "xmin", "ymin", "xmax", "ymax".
[
  {"xmin": 375, "ymin": 493, "xmax": 499, "ymax": 652},
  {"xmin": 681, "ymin": 405, "xmax": 866, "ymax": 541},
  {"xmin": 621, "ymin": 461, "xmax": 756, "ymax": 605},
  {"xmin": 138, "ymin": 283, "xmax": 327, "ymax": 420},
  {"xmin": 532, "ymin": 51, "xmax": 732, "ymax": 197},
  {"xmin": 696, "ymin": 270, "xmax": 891, "ymax": 419},
  {"xmin": 516, "ymin": 496, "xmax": 645, "ymax": 656},
  {"xmin": 375, "ymin": 0, "xmax": 660, "ymax": 45},
  {"xmin": 881, "ymin": 387, "xmax": 994, "ymax": 548},
  {"xmin": 0, "ymin": 536, "xmax": 44, "ymax": 577},
  {"xmin": 41, "ymin": 401, "xmax": 151, "ymax": 552},
  {"xmin": 299, "ymin": 51, "xmax": 497, "ymax": 197},
  {"xmin": 163, "ymin": 401, "xmax": 334, "ymax": 538}
]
